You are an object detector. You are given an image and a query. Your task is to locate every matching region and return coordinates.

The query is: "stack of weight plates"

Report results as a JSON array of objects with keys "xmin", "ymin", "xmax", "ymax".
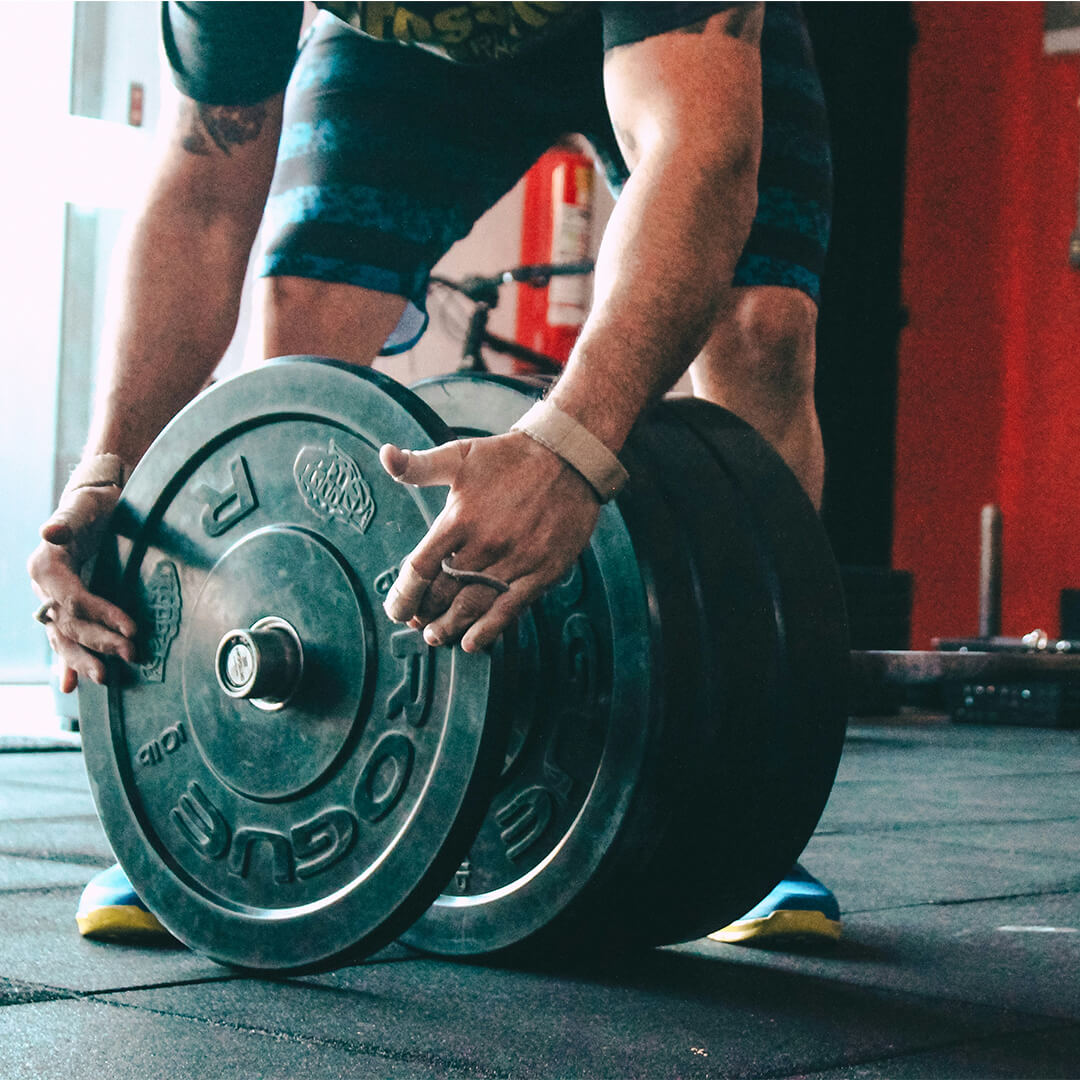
[
  {"xmin": 403, "ymin": 374, "xmax": 849, "ymax": 956},
  {"xmin": 79, "ymin": 359, "xmax": 848, "ymax": 972}
]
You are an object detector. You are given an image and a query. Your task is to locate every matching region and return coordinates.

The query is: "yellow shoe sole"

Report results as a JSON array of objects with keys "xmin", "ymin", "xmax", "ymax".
[
  {"xmin": 708, "ymin": 908, "xmax": 842, "ymax": 945},
  {"xmin": 76, "ymin": 905, "xmax": 171, "ymax": 942}
]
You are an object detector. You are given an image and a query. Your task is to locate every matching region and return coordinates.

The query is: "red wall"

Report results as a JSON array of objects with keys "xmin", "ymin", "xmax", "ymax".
[{"xmin": 895, "ymin": 2, "xmax": 1080, "ymax": 645}]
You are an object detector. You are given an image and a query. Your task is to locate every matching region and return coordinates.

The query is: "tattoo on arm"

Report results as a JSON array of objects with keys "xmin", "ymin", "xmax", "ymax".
[
  {"xmin": 672, "ymin": 4, "xmax": 764, "ymax": 44},
  {"xmin": 181, "ymin": 101, "xmax": 267, "ymax": 157}
]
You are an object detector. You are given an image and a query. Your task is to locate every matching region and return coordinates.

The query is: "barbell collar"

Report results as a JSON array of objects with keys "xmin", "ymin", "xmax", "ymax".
[{"xmin": 215, "ymin": 618, "xmax": 304, "ymax": 708}]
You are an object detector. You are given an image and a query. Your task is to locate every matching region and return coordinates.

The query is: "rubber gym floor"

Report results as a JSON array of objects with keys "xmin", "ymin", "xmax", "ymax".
[{"xmin": 0, "ymin": 690, "xmax": 1077, "ymax": 1079}]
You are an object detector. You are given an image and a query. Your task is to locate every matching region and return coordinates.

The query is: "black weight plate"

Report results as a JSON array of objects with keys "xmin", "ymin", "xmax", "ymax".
[
  {"xmin": 652, "ymin": 398, "xmax": 848, "ymax": 940},
  {"xmin": 402, "ymin": 373, "xmax": 704, "ymax": 956},
  {"xmin": 565, "ymin": 419, "xmax": 714, "ymax": 948},
  {"xmin": 619, "ymin": 402, "xmax": 838, "ymax": 943},
  {"xmin": 79, "ymin": 357, "xmax": 504, "ymax": 972}
]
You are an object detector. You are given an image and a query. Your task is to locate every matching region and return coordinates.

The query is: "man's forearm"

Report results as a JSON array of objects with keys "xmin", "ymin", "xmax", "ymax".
[
  {"xmin": 84, "ymin": 93, "xmax": 282, "ymax": 471},
  {"xmin": 548, "ymin": 5, "xmax": 763, "ymax": 453},
  {"xmin": 549, "ymin": 144, "xmax": 758, "ymax": 452},
  {"xmin": 85, "ymin": 203, "xmax": 255, "ymax": 469}
]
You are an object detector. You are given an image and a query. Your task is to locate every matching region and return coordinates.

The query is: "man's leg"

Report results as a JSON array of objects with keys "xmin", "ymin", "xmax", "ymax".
[
  {"xmin": 690, "ymin": 285, "xmax": 823, "ymax": 508},
  {"xmin": 259, "ymin": 277, "xmax": 407, "ymax": 366}
]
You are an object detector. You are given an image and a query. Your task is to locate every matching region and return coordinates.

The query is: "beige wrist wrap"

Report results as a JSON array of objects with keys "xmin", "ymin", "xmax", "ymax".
[
  {"xmin": 511, "ymin": 400, "xmax": 629, "ymax": 503},
  {"xmin": 65, "ymin": 453, "xmax": 127, "ymax": 494}
]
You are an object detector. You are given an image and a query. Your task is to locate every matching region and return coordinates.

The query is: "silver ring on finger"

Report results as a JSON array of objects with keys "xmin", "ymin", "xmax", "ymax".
[
  {"xmin": 440, "ymin": 557, "xmax": 511, "ymax": 595},
  {"xmin": 33, "ymin": 601, "xmax": 55, "ymax": 626}
]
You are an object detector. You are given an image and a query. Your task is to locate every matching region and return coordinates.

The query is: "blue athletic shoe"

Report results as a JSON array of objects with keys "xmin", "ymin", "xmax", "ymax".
[
  {"xmin": 709, "ymin": 864, "xmax": 842, "ymax": 945},
  {"xmin": 76, "ymin": 863, "xmax": 172, "ymax": 942}
]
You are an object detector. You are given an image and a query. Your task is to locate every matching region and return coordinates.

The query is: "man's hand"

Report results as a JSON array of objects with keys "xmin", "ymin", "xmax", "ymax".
[
  {"xmin": 380, "ymin": 432, "xmax": 600, "ymax": 652},
  {"xmin": 28, "ymin": 487, "xmax": 137, "ymax": 692}
]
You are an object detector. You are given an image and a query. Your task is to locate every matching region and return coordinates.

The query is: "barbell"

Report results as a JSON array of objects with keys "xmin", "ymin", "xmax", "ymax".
[{"xmin": 78, "ymin": 357, "xmax": 850, "ymax": 972}]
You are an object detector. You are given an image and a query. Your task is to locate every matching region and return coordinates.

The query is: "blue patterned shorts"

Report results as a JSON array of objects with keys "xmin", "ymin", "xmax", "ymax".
[{"xmin": 262, "ymin": 3, "xmax": 832, "ymax": 352}]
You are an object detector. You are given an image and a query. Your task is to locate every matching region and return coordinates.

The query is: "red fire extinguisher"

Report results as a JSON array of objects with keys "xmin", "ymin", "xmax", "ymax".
[{"xmin": 514, "ymin": 146, "xmax": 596, "ymax": 369}]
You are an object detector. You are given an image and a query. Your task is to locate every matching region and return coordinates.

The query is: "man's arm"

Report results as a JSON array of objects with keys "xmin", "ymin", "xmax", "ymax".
[
  {"xmin": 549, "ymin": 4, "xmax": 763, "ymax": 448},
  {"xmin": 86, "ymin": 88, "xmax": 284, "ymax": 465},
  {"xmin": 28, "ymin": 85, "xmax": 284, "ymax": 688},
  {"xmin": 381, "ymin": 6, "xmax": 763, "ymax": 650}
]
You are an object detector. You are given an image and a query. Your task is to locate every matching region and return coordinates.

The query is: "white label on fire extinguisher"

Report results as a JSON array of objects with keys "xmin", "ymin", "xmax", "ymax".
[{"xmin": 548, "ymin": 165, "xmax": 593, "ymax": 328}]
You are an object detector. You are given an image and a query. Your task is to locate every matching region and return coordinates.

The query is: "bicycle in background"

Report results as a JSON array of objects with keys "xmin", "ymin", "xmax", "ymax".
[{"xmin": 428, "ymin": 260, "xmax": 593, "ymax": 375}]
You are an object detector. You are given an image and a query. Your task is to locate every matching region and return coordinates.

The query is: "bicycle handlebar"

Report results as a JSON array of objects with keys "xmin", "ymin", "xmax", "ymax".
[
  {"xmin": 429, "ymin": 260, "xmax": 594, "ymax": 374},
  {"xmin": 430, "ymin": 260, "xmax": 594, "ymax": 303},
  {"xmin": 501, "ymin": 260, "xmax": 595, "ymax": 284}
]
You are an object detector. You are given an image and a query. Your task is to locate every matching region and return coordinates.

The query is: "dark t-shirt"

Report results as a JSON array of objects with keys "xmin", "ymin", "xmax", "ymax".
[{"xmin": 162, "ymin": 1, "xmax": 735, "ymax": 104}]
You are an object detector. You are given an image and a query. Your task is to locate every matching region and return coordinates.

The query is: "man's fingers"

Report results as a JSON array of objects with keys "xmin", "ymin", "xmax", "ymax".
[
  {"xmin": 421, "ymin": 584, "xmax": 494, "ymax": 647},
  {"xmin": 411, "ymin": 571, "xmax": 462, "ymax": 627},
  {"xmin": 54, "ymin": 600, "xmax": 137, "ymax": 661},
  {"xmin": 31, "ymin": 483, "xmax": 132, "ymax": 684},
  {"xmin": 383, "ymin": 512, "xmax": 469, "ymax": 623},
  {"xmin": 29, "ymin": 544, "xmax": 138, "ymax": 643},
  {"xmin": 39, "ymin": 493, "xmax": 101, "ymax": 546},
  {"xmin": 74, "ymin": 589, "xmax": 139, "ymax": 642},
  {"xmin": 411, "ymin": 542, "xmax": 512, "ymax": 626},
  {"xmin": 46, "ymin": 625, "xmax": 106, "ymax": 687},
  {"xmin": 384, "ymin": 558, "xmax": 436, "ymax": 623},
  {"xmin": 421, "ymin": 557, "xmax": 531, "ymax": 648},
  {"xmin": 27, "ymin": 547, "xmax": 79, "ymax": 601},
  {"xmin": 59, "ymin": 663, "xmax": 79, "ymax": 695},
  {"xmin": 38, "ymin": 485, "xmax": 122, "ymax": 549},
  {"xmin": 34, "ymin": 571, "xmax": 137, "ymax": 661},
  {"xmin": 380, "ymin": 441, "xmax": 469, "ymax": 488},
  {"xmin": 40, "ymin": 517, "xmax": 74, "ymax": 547},
  {"xmin": 460, "ymin": 578, "xmax": 542, "ymax": 654},
  {"xmin": 33, "ymin": 569, "xmax": 137, "ymax": 658},
  {"xmin": 40, "ymin": 504, "xmax": 86, "ymax": 544}
]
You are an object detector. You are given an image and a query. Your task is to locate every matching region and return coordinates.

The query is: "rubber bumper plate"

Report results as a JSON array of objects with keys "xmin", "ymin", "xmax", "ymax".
[{"xmin": 79, "ymin": 357, "xmax": 505, "ymax": 972}]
